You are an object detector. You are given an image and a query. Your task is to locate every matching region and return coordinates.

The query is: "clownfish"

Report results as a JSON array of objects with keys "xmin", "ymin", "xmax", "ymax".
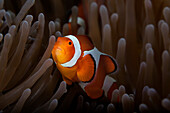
[
  {"xmin": 52, "ymin": 35, "xmax": 118, "ymax": 100},
  {"xmin": 68, "ymin": 0, "xmax": 106, "ymax": 34},
  {"xmin": 68, "ymin": 2, "xmax": 86, "ymax": 35}
]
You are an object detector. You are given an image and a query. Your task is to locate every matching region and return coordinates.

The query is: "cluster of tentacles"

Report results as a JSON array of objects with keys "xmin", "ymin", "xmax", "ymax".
[{"xmin": 0, "ymin": 0, "xmax": 170, "ymax": 113}]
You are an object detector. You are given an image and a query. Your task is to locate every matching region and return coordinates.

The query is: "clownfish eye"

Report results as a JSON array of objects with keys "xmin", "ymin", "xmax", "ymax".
[{"xmin": 68, "ymin": 41, "xmax": 72, "ymax": 45}]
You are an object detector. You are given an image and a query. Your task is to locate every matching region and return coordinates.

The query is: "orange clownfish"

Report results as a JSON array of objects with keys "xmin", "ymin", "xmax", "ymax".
[
  {"xmin": 68, "ymin": 0, "xmax": 106, "ymax": 34},
  {"xmin": 68, "ymin": 2, "xmax": 86, "ymax": 34},
  {"xmin": 52, "ymin": 35, "xmax": 118, "ymax": 100}
]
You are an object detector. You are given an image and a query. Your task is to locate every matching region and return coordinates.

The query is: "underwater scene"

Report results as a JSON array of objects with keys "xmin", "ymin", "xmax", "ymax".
[{"xmin": 0, "ymin": 0, "xmax": 170, "ymax": 113}]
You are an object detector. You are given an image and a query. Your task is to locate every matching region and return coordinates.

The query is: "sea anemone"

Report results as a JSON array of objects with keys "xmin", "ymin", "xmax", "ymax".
[{"xmin": 0, "ymin": 0, "xmax": 170, "ymax": 113}]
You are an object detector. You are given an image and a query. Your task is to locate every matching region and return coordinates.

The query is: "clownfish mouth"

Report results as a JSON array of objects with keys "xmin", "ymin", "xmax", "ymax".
[
  {"xmin": 56, "ymin": 47, "xmax": 62, "ymax": 51},
  {"xmin": 55, "ymin": 47, "xmax": 65, "ymax": 57},
  {"xmin": 56, "ymin": 47, "xmax": 64, "ymax": 54}
]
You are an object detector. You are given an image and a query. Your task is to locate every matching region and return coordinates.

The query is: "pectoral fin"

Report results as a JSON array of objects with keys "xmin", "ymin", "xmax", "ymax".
[{"xmin": 77, "ymin": 54, "xmax": 96, "ymax": 82}]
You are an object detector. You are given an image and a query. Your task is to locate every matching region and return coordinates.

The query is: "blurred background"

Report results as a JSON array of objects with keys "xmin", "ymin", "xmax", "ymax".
[{"xmin": 0, "ymin": 0, "xmax": 170, "ymax": 113}]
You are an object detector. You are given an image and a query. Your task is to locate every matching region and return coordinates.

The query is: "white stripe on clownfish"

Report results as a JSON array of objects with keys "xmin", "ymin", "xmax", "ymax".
[
  {"xmin": 79, "ymin": 47, "xmax": 117, "ymax": 94},
  {"xmin": 79, "ymin": 73, "xmax": 117, "ymax": 97},
  {"xmin": 61, "ymin": 35, "xmax": 81, "ymax": 67},
  {"xmin": 102, "ymin": 75, "xmax": 116, "ymax": 97},
  {"xmin": 83, "ymin": 47, "xmax": 108, "ymax": 71}
]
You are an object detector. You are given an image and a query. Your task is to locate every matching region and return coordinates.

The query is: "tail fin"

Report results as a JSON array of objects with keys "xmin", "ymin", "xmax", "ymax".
[
  {"xmin": 102, "ymin": 76, "xmax": 118, "ymax": 101},
  {"xmin": 101, "ymin": 55, "xmax": 118, "ymax": 74}
]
